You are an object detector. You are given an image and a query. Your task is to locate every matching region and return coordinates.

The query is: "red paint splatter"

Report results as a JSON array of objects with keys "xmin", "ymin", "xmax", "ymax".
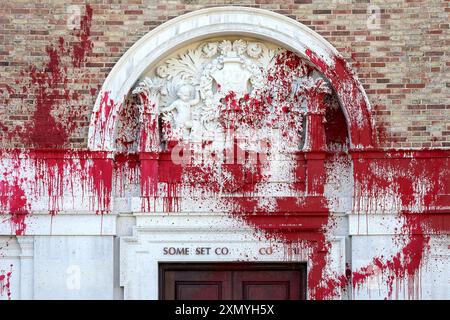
[
  {"xmin": 89, "ymin": 154, "xmax": 113, "ymax": 215},
  {"xmin": 5, "ymin": 85, "xmax": 15, "ymax": 95},
  {"xmin": 305, "ymin": 49, "xmax": 375, "ymax": 149},
  {"xmin": 1, "ymin": 5, "xmax": 94, "ymax": 148},
  {"xmin": 140, "ymin": 152, "xmax": 159, "ymax": 212},
  {"xmin": 0, "ymin": 265, "xmax": 12, "ymax": 300},
  {"xmin": 72, "ymin": 5, "xmax": 94, "ymax": 68},
  {"xmin": 352, "ymin": 214, "xmax": 430, "ymax": 299},
  {"xmin": 92, "ymin": 91, "xmax": 117, "ymax": 149},
  {"xmin": 0, "ymin": 39, "xmax": 448, "ymax": 302},
  {"xmin": 27, "ymin": 46, "xmax": 68, "ymax": 147},
  {"xmin": 350, "ymin": 149, "xmax": 450, "ymax": 298},
  {"xmin": 113, "ymin": 152, "xmax": 139, "ymax": 198},
  {"xmin": 0, "ymin": 178, "xmax": 29, "ymax": 235}
]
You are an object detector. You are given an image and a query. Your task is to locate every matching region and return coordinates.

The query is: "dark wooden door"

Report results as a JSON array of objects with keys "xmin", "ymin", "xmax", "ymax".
[
  {"xmin": 162, "ymin": 270, "xmax": 233, "ymax": 300},
  {"xmin": 159, "ymin": 263, "xmax": 306, "ymax": 300}
]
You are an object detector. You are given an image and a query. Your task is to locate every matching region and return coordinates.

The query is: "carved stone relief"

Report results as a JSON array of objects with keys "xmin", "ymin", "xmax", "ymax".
[{"xmin": 130, "ymin": 37, "xmax": 330, "ymax": 154}]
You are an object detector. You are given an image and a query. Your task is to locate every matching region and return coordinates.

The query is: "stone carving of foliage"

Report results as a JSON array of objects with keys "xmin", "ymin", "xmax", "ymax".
[
  {"xmin": 258, "ymin": 47, "xmax": 278, "ymax": 69},
  {"xmin": 293, "ymin": 76, "xmax": 331, "ymax": 97},
  {"xmin": 232, "ymin": 39, "xmax": 247, "ymax": 54},
  {"xmin": 202, "ymin": 42, "xmax": 218, "ymax": 58},
  {"xmin": 246, "ymin": 42, "xmax": 263, "ymax": 58},
  {"xmin": 164, "ymin": 48, "xmax": 206, "ymax": 85},
  {"xmin": 218, "ymin": 40, "xmax": 232, "ymax": 55},
  {"xmin": 132, "ymin": 76, "xmax": 165, "ymax": 105}
]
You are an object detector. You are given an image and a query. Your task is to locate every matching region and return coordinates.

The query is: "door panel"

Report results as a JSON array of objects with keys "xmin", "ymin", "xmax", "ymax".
[
  {"xmin": 163, "ymin": 270, "xmax": 232, "ymax": 300},
  {"xmin": 176, "ymin": 282, "xmax": 225, "ymax": 300},
  {"xmin": 233, "ymin": 270, "xmax": 302, "ymax": 300},
  {"xmin": 242, "ymin": 282, "xmax": 290, "ymax": 300},
  {"xmin": 160, "ymin": 263, "xmax": 306, "ymax": 300}
]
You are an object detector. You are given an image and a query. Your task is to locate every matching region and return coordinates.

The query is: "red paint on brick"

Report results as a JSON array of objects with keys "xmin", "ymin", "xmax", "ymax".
[
  {"xmin": 27, "ymin": 46, "xmax": 69, "ymax": 147},
  {"xmin": 1, "ymin": 5, "xmax": 94, "ymax": 148},
  {"xmin": 72, "ymin": 5, "xmax": 93, "ymax": 68}
]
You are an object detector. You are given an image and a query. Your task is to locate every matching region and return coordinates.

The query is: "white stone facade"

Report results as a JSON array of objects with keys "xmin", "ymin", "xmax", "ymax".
[{"xmin": 0, "ymin": 7, "xmax": 448, "ymax": 301}]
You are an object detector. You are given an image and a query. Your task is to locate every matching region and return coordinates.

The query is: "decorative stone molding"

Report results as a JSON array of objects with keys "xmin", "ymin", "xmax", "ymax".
[
  {"xmin": 132, "ymin": 38, "xmax": 281, "ymax": 147},
  {"xmin": 17, "ymin": 236, "xmax": 34, "ymax": 299},
  {"xmin": 119, "ymin": 213, "xmax": 347, "ymax": 299}
]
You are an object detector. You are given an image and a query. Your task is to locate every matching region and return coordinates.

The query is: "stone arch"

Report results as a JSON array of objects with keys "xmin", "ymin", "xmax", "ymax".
[{"xmin": 88, "ymin": 6, "xmax": 376, "ymax": 151}]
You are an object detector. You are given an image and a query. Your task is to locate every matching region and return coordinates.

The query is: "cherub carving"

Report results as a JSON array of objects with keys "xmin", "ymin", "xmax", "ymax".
[{"xmin": 159, "ymin": 84, "xmax": 200, "ymax": 140}]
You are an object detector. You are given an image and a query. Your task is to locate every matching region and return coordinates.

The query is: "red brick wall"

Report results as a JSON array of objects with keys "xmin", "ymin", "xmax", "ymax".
[{"xmin": 0, "ymin": 0, "xmax": 448, "ymax": 149}]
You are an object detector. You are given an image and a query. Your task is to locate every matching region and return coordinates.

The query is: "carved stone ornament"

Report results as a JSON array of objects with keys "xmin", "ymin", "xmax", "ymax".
[{"xmin": 131, "ymin": 38, "xmax": 328, "ymax": 153}]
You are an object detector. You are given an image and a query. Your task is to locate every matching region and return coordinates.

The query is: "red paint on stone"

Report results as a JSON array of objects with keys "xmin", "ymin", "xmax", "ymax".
[
  {"xmin": 89, "ymin": 154, "xmax": 113, "ymax": 214},
  {"xmin": 324, "ymin": 96, "xmax": 349, "ymax": 150},
  {"xmin": 305, "ymin": 49, "xmax": 375, "ymax": 149},
  {"xmin": 140, "ymin": 152, "xmax": 159, "ymax": 212},
  {"xmin": 113, "ymin": 152, "xmax": 139, "ymax": 198},
  {"xmin": 0, "ymin": 178, "xmax": 29, "ymax": 235},
  {"xmin": 33, "ymin": 150, "xmax": 65, "ymax": 215},
  {"xmin": 352, "ymin": 214, "xmax": 430, "ymax": 299},
  {"xmin": 92, "ymin": 91, "xmax": 116, "ymax": 149},
  {"xmin": 350, "ymin": 149, "xmax": 450, "ymax": 298},
  {"xmin": 0, "ymin": 265, "xmax": 12, "ymax": 300}
]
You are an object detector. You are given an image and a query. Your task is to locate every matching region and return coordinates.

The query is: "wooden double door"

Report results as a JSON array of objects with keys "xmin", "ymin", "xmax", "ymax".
[{"xmin": 159, "ymin": 263, "xmax": 306, "ymax": 300}]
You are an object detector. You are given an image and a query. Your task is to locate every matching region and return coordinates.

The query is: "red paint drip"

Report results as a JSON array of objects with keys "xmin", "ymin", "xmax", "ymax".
[
  {"xmin": 350, "ymin": 150, "xmax": 450, "ymax": 299},
  {"xmin": 0, "ymin": 179, "xmax": 29, "ymax": 235},
  {"xmin": 93, "ymin": 91, "xmax": 116, "ymax": 149},
  {"xmin": 140, "ymin": 153, "xmax": 159, "ymax": 212},
  {"xmin": 352, "ymin": 214, "xmax": 430, "ymax": 300},
  {"xmin": 113, "ymin": 152, "xmax": 139, "ymax": 198},
  {"xmin": 89, "ymin": 155, "xmax": 113, "ymax": 215},
  {"xmin": 34, "ymin": 152, "xmax": 65, "ymax": 215}
]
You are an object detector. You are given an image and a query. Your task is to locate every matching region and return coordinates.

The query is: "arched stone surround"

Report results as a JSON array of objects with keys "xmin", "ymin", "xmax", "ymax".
[{"xmin": 88, "ymin": 7, "xmax": 376, "ymax": 152}]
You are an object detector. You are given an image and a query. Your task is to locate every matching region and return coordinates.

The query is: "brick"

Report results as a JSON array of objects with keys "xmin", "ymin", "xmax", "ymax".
[
  {"xmin": 313, "ymin": 10, "xmax": 331, "ymax": 14},
  {"xmin": 124, "ymin": 10, "xmax": 143, "ymax": 15}
]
